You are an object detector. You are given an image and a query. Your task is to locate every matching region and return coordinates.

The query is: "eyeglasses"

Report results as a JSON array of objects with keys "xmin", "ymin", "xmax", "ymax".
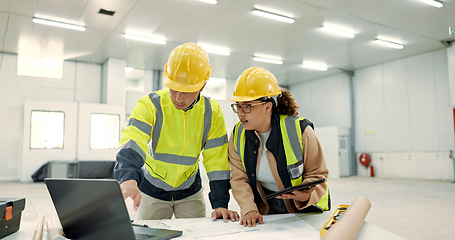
[{"xmin": 231, "ymin": 102, "xmax": 266, "ymax": 114}]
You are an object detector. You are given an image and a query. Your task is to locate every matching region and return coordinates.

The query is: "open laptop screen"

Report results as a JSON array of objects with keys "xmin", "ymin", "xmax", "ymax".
[{"xmin": 45, "ymin": 178, "xmax": 137, "ymax": 239}]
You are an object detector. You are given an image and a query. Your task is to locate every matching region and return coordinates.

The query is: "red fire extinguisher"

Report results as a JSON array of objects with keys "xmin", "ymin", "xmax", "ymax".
[{"xmin": 359, "ymin": 153, "xmax": 374, "ymax": 177}]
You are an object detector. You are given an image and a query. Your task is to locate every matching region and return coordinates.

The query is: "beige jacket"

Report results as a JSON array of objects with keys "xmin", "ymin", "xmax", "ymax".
[{"xmin": 228, "ymin": 125, "xmax": 329, "ymax": 217}]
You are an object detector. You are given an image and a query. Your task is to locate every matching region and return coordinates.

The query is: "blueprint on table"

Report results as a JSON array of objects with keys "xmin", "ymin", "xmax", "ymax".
[{"xmin": 161, "ymin": 213, "xmax": 320, "ymax": 240}]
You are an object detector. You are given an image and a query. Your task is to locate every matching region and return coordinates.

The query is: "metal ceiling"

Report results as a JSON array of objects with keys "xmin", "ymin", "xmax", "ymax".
[{"xmin": 1, "ymin": 0, "xmax": 454, "ymax": 86}]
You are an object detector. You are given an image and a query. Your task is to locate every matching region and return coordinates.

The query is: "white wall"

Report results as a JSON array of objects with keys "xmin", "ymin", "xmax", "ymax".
[
  {"xmin": 354, "ymin": 50, "xmax": 454, "ymax": 180},
  {"xmin": 289, "ymin": 49, "xmax": 455, "ymax": 181},
  {"xmin": 315, "ymin": 126, "xmax": 340, "ymax": 179},
  {"xmin": 290, "ymin": 74, "xmax": 352, "ymax": 129},
  {"xmin": 290, "ymin": 73, "xmax": 353, "ymax": 178},
  {"xmin": 355, "ymin": 50, "xmax": 453, "ymax": 153}
]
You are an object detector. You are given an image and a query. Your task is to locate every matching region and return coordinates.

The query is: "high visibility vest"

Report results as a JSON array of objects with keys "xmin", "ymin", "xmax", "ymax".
[
  {"xmin": 233, "ymin": 114, "xmax": 330, "ymax": 211},
  {"xmin": 119, "ymin": 89, "xmax": 230, "ymax": 192}
]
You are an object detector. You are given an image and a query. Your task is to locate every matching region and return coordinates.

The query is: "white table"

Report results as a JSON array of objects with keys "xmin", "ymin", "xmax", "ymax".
[{"xmin": 5, "ymin": 212, "xmax": 406, "ymax": 240}]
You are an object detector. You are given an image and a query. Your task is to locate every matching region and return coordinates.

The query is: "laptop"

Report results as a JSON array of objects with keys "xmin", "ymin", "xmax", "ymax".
[{"xmin": 45, "ymin": 178, "xmax": 183, "ymax": 240}]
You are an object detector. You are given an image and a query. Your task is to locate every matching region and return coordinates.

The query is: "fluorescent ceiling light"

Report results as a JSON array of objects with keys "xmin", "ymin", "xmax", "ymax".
[
  {"xmin": 417, "ymin": 0, "xmax": 443, "ymax": 8},
  {"xmin": 123, "ymin": 34, "xmax": 166, "ymax": 45},
  {"xmin": 199, "ymin": 0, "xmax": 217, "ymax": 4},
  {"xmin": 321, "ymin": 25, "xmax": 355, "ymax": 38},
  {"xmin": 253, "ymin": 56, "xmax": 283, "ymax": 65},
  {"xmin": 374, "ymin": 39, "xmax": 403, "ymax": 49},
  {"xmin": 32, "ymin": 17, "xmax": 85, "ymax": 31},
  {"xmin": 252, "ymin": 8, "xmax": 294, "ymax": 24},
  {"xmin": 197, "ymin": 43, "xmax": 230, "ymax": 56},
  {"xmin": 125, "ymin": 67, "xmax": 134, "ymax": 73},
  {"xmin": 302, "ymin": 61, "xmax": 328, "ymax": 71}
]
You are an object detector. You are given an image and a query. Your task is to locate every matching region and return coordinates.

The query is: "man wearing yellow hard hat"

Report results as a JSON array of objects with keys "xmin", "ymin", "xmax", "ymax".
[
  {"xmin": 115, "ymin": 42, "xmax": 239, "ymax": 222},
  {"xmin": 228, "ymin": 67, "xmax": 330, "ymax": 227}
]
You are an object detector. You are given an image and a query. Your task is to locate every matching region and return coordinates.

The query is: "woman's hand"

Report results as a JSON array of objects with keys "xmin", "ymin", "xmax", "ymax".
[
  {"xmin": 240, "ymin": 210, "xmax": 263, "ymax": 227},
  {"xmin": 276, "ymin": 185, "xmax": 316, "ymax": 202}
]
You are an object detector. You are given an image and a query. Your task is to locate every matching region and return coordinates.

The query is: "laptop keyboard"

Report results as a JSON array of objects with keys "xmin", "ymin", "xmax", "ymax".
[{"xmin": 136, "ymin": 233, "xmax": 156, "ymax": 240}]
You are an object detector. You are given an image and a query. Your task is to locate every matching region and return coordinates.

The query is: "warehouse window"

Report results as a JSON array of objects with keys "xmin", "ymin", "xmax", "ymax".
[
  {"xmin": 30, "ymin": 111, "xmax": 65, "ymax": 149},
  {"xmin": 90, "ymin": 113, "xmax": 120, "ymax": 149}
]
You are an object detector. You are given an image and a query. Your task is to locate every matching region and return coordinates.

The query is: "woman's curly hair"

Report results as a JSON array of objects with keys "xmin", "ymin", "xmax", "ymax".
[{"xmin": 265, "ymin": 89, "xmax": 299, "ymax": 116}]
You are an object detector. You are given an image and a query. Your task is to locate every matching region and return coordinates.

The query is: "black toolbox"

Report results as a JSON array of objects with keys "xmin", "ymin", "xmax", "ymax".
[{"xmin": 0, "ymin": 198, "xmax": 26, "ymax": 238}]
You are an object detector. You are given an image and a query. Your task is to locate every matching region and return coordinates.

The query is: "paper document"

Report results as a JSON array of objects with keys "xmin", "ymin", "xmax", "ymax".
[{"xmin": 161, "ymin": 213, "xmax": 320, "ymax": 239}]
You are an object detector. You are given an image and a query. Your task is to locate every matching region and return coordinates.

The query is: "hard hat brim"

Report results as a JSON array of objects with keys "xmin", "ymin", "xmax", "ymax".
[
  {"xmin": 163, "ymin": 74, "xmax": 207, "ymax": 93},
  {"xmin": 228, "ymin": 95, "xmax": 265, "ymax": 102}
]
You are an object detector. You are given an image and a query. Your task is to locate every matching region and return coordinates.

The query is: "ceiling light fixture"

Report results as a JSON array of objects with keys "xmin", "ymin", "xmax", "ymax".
[
  {"xmin": 32, "ymin": 17, "xmax": 86, "ymax": 31},
  {"xmin": 302, "ymin": 61, "xmax": 328, "ymax": 71},
  {"xmin": 252, "ymin": 8, "xmax": 294, "ymax": 24},
  {"xmin": 417, "ymin": 0, "xmax": 443, "ymax": 8},
  {"xmin": 374, "ymin": 39, "xmax": 403, "ymax": 49},
  {"xmin": 123, "ymin": 34, "xmax": 166, "ymax": 45},
  {"xmin": 321, "ymin": 25, "xmax": 355, "ymax": 38},
  {"xmin": 197, "ymin": 43, "xmax": 230, "ymax": 56},
  {"xmin": 199, "ymin": 0, "xmax": 217, "ymax": 4},
  {"xmin": 253, "ymin": 56, "xmax": 283, "ymax": 65}
]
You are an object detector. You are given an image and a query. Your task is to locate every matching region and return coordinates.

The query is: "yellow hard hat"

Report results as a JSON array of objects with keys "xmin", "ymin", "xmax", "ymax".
[
  {"xmin": 229, "ymin": 67, "xmax": 282, "ymax": 102},
  {"xmin": 163, "ymin": 42, "xmax": 212, "ymax": 92}
]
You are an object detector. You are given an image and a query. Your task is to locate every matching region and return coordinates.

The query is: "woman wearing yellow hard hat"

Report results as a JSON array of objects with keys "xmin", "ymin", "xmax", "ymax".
[{"xmin": 228, "ymin": 67, "xmax": 330, "ymax": 227}]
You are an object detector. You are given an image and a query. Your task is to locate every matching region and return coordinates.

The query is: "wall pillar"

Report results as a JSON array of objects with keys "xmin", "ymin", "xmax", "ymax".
[
  {"xmin": 446, "ymin": 45, "xmax": 455, "ymax": 182},
  {"xmin": 101, "ymin": 59, "xmax": 126, "ymax": 105}
]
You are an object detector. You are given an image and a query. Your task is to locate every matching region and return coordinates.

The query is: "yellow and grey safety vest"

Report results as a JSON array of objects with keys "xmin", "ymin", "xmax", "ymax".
[
  {"xmin": 116, "ymin": 89, "xmax": 230, "ymax": 204},
  {"xmin": 233, "ymin": 114, "xmax": 330, "ymax": 211}
]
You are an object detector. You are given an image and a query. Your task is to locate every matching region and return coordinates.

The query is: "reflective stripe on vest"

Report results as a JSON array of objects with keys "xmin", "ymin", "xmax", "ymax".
[
  {"xmin": 279, "ymin": 115, "xmax": 304, "ymax": 186},
  {"xmin": 233, "ymin": 122, "xmax": 246, "ymax": 171},
  {"xmin": 233, "ymin": 114, "xmax": 329, "ymax": 211}
]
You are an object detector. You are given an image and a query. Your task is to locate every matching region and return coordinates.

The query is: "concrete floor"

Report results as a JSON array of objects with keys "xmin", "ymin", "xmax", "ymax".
[{"xmin": 1, "ymin": 176, "xmax": 454, "ymax": 240}]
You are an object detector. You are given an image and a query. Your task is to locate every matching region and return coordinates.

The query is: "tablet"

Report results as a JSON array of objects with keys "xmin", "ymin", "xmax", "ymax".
[{"xmin": 266, "ymin": 178, "xmax": 326, "ymax": 199}]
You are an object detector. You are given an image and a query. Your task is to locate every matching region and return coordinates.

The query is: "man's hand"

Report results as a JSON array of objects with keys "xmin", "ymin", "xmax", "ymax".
[
  {"xmin": 211, "ymin": 207, "xmax": 239, "ymax": 222},
  {"xmin": 276, "ymin": 185, "xmax": 316, "ymax": 202},
  {"xmin": 240, "ymin": 210, "xmax": 263, "ymax": 227},
  {"xmin": 120, "ymin": 180, "xmax": 141, "ymax": 211}
]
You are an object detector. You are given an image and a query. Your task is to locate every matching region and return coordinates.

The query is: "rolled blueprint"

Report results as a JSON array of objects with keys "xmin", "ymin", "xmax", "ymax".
[
  {"xmin": 322, "ymin": 196, "xmax": 371, "ymax": 240},
  {"xmin": 32, "ymin": 214, "xmax": 45, "ymax": 240},
  {"xmin": 46, "ymin": 216, "xmax": 69, "ymax": 240}
]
